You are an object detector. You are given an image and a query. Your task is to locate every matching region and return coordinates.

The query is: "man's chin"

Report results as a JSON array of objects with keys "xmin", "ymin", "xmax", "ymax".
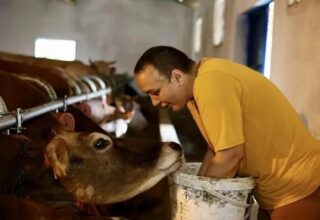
[{"xmin": 171, "ymin": 105, "xmax": 183, "ymax": 112}]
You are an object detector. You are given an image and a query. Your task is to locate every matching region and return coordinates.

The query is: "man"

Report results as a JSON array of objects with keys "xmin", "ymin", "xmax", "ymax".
[{"xmin": 133, "ymin": 46, "xmax": 320, "ymax": 219}]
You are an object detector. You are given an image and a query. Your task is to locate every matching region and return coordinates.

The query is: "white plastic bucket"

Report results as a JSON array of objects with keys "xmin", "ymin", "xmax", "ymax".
[{"xmin": 171, "ymin": 163, "xmax": 256, "ymax": 220}]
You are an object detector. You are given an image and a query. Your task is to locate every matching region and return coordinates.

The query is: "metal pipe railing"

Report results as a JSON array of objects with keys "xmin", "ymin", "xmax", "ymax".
[
  {"xmin": 84, "ymin": 75, "xmax": 106, "ymax": 90},
  {"xmin": 80, "ymin": 76, "xmax": 98, "ymax": 92},
  {"xmin": 0, "ymin": 88, "xmax": 111, "ymax": 131}
]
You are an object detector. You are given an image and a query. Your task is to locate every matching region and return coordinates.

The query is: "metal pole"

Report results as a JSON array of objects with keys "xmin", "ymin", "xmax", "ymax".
[
  {"xmin": 0, "ymin": 88, "xmax": 111, "ymax": 130},
  {"xmin": 80, "ymin": 77, "xmax": 97, "ymax": 92},
  {"xmin": 84, "ymin": 75, "xmax": 106, "ymax": 90}
]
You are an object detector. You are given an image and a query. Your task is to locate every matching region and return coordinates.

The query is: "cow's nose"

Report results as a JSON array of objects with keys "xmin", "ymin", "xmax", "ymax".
[{"xmin": 168, "ymin": 142, "xmax": 181, "ymax": 151}]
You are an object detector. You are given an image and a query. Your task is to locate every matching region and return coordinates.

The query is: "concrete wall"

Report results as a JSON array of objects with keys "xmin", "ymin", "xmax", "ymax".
[
  {"xmin": 194, "ymin": 0, "xmax": 320, "ymax": 137},
  {"xmin": 191, "ymin": 0, "xmax": 257, "ymax": 62},
  {"xmin": 0, "ymin": 0, "xmax": 193, "ymax": 73},
  {"xmin": 271, "ymin": 0, "xmax": 320, "ymax": 138}
]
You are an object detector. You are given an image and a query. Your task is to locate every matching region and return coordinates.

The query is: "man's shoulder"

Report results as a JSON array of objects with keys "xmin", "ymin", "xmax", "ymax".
[
  {"xmin": 197, "ymin": 57, "xmax": 260, "ymax": 83},
  {"xmin": 198, "ymin": 57, "xmax": 236, "ymax": 73},
  {"xmin": 196, "ymin": 58, "xmax": 240, "ymax": 83}
]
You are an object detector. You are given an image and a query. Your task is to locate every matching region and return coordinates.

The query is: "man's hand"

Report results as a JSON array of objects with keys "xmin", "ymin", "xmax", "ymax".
[{"xmin": 197, "ymin": 144, "xmax": 244, "ymax": 178}]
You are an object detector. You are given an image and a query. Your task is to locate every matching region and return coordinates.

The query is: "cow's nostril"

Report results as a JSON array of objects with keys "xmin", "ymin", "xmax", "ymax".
[{"xmin": 168, "ymin": 142, "xmax": 181, "ymax": 151}]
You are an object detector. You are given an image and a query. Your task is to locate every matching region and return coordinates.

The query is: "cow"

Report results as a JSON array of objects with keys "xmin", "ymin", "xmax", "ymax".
[
  {"xmin": 0, "ymin": 70, "xmax": 183, "ymax": 219},
  {"xmin": 0, "ymin": 127, "xmax": 183, "ymax": 204},
  {"xmin": 0, "ymin": 132, "xmax": 183, "ymax": 220},
  {"xmin": 0, "ymin": 51, "xmax": 97, "ymax": 76},
  {"xmin": 89, "ymin": 60, "xmax": 116, "ymax": 76}
]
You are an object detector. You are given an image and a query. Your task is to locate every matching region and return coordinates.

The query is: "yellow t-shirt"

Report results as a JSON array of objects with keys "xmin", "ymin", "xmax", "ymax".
[{"xmin": 187, "ymin": 58, "xmax": 320, "ymax": 209}]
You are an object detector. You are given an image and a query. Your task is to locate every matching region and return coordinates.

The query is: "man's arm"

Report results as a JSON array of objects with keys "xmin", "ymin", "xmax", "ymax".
[
  {"xmin": 197, "ymin": 144, "xmax": 244, "ymax": 178},
  {"xmin": 197, "ymin": 149, "xmax": 214, "ymax": 176}
]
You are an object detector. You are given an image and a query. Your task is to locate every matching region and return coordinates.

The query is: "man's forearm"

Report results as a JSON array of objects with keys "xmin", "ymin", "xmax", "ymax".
[
  {"xmin": 198, "ymin": 149, "xmax": 214, "ymax": 176},
  {"xmin": 198, "ymin": 144, "xmax": 244, "ymax": 178},
  {"xmin": 204, "ymin": 156, "xmax": 241, "ymax": 178}
]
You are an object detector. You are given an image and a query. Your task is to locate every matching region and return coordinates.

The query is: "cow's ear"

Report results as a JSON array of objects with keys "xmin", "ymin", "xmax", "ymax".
[
  {"xmin": 52, "ymin": 112, "xmax": 75, "ymax": 131},
  {"xmin": 45, "ymin": 137, "xmax": 69, "ymax": 179}
]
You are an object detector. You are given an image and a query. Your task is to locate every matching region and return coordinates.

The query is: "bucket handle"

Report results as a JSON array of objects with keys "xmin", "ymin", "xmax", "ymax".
[
  {"xmin": 205, "ymin": 188, "xmax": 253, "ymax": 208},
  {"xmin": 176, "ymin": 178, "xmax": 253, "ymax": 208}
]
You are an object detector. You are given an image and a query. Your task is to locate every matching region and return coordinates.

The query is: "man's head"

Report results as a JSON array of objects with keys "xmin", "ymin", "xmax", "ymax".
[{"xmin": 134, "ymin": 46, "xmax": 196, "ymax": 111}]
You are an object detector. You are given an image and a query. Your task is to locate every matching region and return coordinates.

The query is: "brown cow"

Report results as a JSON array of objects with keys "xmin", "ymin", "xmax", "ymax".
[
  {"xmin": 89, "ymin": 60, "xmax": 116, "ymax": 75},
  {"xmin": 0, "ymin": 134, "xmax": 129, "ymax": 220},
  {"xmin": 0, "ymin": 60, "xmax": 71, "ymax": 98},
  {"xmin": 0, "ymin": 123, "xmax": 183, "ymax": 204},
  {"xmin": 46, "ymin": 130, "xmax": 182, "ymax": 203},
  {"xmin": 0, "ymin": 116, "xmax": 182, "ymax": 219},
  {"xmin": 0, "ymin": 70, "xmax": 183, "ymax": 219},
  {"xmin": 0, "ymin": 50, "xmax": 97, "ymax": 76}
]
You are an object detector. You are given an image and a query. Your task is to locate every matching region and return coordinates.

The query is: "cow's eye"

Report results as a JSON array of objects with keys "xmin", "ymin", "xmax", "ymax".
[{"xmin": 94, "ymin": 138, "xmax": 110, "ymax": 150}]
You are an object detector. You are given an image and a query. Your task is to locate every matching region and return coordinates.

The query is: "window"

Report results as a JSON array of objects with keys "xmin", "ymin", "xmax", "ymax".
[
  {"xmin": 264, "ymin": 2, "xmax": 274, "ymax": 79},
  {"xmin": 245, "ymin": 1, "xmax": 274, "ymax": 78},
  {"xmin": 193, "ymin": 17, "xmax": 203, "ymax": 53},
  {"xmin": 212, "ymin": 0, "xmax": 226, "ymax": 47},
  {"xmin": 34, "ymin": 38, "xmax": 76, "ymax": 61}
]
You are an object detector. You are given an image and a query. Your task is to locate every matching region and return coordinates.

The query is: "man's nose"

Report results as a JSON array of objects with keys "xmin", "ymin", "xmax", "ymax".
[{"xmin": 150, "ymin": 96, "xmax": 160, "ymax": 107}]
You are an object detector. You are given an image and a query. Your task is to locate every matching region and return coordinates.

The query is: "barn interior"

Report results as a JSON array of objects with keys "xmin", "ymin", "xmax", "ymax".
[{"xmin": 0, "ymin": 0, "xmax": 319, "ymax": 219}]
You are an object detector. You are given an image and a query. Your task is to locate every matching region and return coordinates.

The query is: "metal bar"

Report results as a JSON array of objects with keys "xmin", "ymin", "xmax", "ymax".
[
  {"xmin": 0, "ymin": 88, "xmax": 111, "ymax": 130},
  {"xmin": 84, "ymin": 75, "xmax": 106, "ymax": 90},
  {"xmin": 80, "ymin": 77, "xmax": 97, "ymax": 92},
  {"xmin": 82, "ymin": 76, "xmax": 108, "ymax": 103},
  {"xmin": 0, "ymin": 96, "xmax": 8, "ymax": 113},
  {"xmin": 66, "ymin": 77, "xmax": 82, "ymax": 95}
]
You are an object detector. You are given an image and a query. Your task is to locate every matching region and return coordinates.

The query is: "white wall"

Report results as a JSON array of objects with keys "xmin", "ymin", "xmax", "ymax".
[
  {"xmin": 0, "ymin": 0, "xmax": 193, "ymax": 73},
  {"xmin": 271, "ymin": 0, "xmax": 320, "ymax": 138}
]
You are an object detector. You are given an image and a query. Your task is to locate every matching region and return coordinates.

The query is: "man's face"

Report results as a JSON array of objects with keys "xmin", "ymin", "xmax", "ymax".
[{"xmin": 135, "ymin": 65, "xmax": 187, "ymax": 112}]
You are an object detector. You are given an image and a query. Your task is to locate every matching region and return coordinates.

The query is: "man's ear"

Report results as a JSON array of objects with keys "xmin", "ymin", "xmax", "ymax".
[
  {"xmin": 170, "ymin": 69, "xmax": 184, "ymax": 86},
  {"xmin": 45, "ymin": 137, "xmax": 69, "ymax": 179}
]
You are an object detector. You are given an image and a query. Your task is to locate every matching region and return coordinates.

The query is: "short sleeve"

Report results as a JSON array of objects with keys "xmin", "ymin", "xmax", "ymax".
[{"xmin": 194, "ymin": 71, "xmax": 245, "ymax": 151}]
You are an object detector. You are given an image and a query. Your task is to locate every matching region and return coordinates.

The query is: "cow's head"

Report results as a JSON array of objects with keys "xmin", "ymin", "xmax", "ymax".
[{"xmin": 45, "ymin": 131, "xmax": 183, "ymax": 204}]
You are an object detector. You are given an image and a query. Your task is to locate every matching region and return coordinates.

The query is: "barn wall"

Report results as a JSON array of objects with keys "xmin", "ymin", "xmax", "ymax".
[
  {"xmin": 0, "ymin": 0, "xmax": 193, "ymax": 73},
  {"xmin": 271, "ymin": 0, "xmax": 320, "ymax": 138},
  {"xmin": 191, "ymin": 0, "xmax": 257, "ymax": 62},
  {"xmin": 193, "ymin": 0, "xmax": 320, "ymax": 138}
]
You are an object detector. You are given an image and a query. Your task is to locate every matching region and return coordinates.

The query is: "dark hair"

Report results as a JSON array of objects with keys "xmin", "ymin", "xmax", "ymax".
[{"xmin": 134, "ymin": 46, "xmax": 195, "ymax": 79}]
